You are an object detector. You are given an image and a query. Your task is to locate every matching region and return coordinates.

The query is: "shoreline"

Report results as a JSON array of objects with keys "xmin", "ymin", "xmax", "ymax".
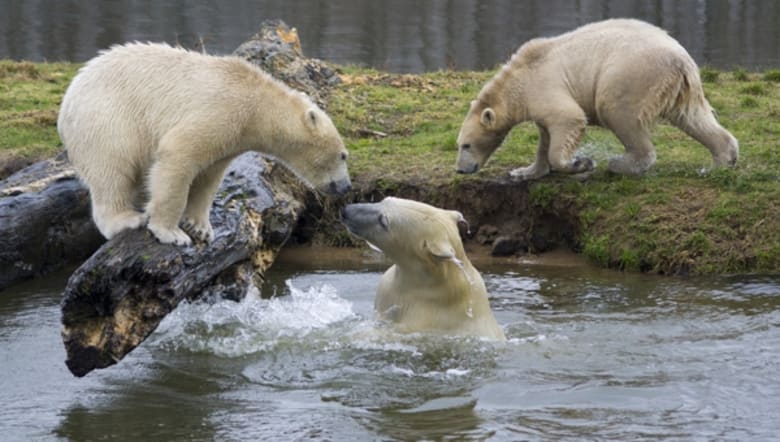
[{"xmin": 1, "ymin": 60, "xmax": 779, "ymax": 275}]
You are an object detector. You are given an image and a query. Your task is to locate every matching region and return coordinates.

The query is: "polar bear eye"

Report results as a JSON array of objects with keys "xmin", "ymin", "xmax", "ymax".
[
  {"xmin": 340, "ymin": 151, "xmax": 348, "ymax": 161},
  {"xmin": 461, "ymin": 143, "xmax": 471, "ymax": 150}
]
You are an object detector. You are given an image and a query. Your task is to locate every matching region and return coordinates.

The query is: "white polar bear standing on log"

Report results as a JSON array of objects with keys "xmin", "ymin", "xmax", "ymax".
[
  {"xmin": 58, "ymin": 42, "xmax": 351, "ymax": 246},
  {"xmin": 455, "ymin": 19, "xmax": 739, "ymax": 179},
  {"xmin": 342, "ymin": 197, "xmax": 506, "ymax": 341}
]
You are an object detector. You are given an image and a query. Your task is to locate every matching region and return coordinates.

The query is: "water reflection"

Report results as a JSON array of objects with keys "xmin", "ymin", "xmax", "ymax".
[
  {"xmin": 1, "ymin": 0, "xmax": 779, "ymax": 71},
  {"xmin": 55, "ymin": 361, "xmax": 223, "ymax": 441}
]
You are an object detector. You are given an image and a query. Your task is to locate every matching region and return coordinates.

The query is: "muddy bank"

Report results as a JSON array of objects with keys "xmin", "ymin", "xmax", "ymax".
[{"xmin": 296, "ymin": 176, "xmax": 583, "ymax": 259}]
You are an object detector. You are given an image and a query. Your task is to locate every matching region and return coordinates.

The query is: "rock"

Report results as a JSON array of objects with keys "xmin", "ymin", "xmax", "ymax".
[
  {"xmin": 530, "ymin": 233, "xmax": 551, "ymax": 253},
  {"xmin": 491, "ymin": 235, "xmax": 525, "ymax": 257},
  {"xmin": 233, "ymin": 19, "xmax": 341, "ymax": 107},
  {"xmin": 475, "ymin": 224, "xmax": 499, "ymax": 245}
]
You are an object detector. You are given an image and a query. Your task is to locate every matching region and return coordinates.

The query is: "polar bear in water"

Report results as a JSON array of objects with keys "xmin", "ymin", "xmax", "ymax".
[{"xmin": 342, "ymin": 197, "xmax": 505, "ymax": 341}]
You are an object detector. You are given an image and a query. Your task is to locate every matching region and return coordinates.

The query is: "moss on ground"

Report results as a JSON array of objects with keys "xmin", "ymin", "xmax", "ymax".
[{"xmin": 1, "ymin": 60, "xmax": 778, "ymax": 275}]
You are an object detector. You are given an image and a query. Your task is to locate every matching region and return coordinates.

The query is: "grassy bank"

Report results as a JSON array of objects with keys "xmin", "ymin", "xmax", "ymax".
[
  {"xmin": 329, "ymin": 66, "xmax": 780, "ymax": 274},
  {"xmin": 0, "ymin": 61, "xmax": 78, "ymax": 175},
  {"xmin": 1, "ymin": 60, "xmax": 778, "ymax": 274}
]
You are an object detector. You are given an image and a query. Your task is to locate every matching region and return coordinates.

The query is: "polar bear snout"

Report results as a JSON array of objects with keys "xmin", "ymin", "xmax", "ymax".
[
  {"xmin": 455, "ymin": 154, "xmax": 480, "ymax": 174},
  {"xmin": 456, "ymin": 163, "xmax": 479, "ymax": 174},
  {"xmin": 323, "ymin": 177, "xmax": 352, "ymax": 196},
  {"xmin": 341, "ymin": 202, "xmax": 381, "ymax": 238}
]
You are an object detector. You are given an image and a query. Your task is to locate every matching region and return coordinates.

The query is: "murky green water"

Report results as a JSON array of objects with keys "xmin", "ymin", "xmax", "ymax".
[{"xmin": 1, "ymin": 248, "xmax": 779, "ymax": 441}]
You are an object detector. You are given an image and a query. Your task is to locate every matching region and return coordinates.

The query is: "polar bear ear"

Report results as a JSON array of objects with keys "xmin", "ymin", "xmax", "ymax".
[
  {"xmin": 448, "ymin": 210, "xmax": 469, "ymax": 233},
  {"xmin": 480, "ymin": 107, "xmax": 496, "ymax": 128},
  {"xmin": 304, "ymin": 108, "xmax": 319, "ymax": 130},
  {"xmin": 424, "ymin": 239, "xmax": 455, "ymax": 261}
]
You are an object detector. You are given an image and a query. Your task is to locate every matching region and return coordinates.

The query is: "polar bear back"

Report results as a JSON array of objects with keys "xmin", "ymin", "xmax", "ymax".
[{"xmin": 58, "ymin": 42, "xmax": 303, "ymax": 175}]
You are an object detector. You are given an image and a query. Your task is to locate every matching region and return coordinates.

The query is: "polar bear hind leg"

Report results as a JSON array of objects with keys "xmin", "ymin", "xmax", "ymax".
[
  {"xmin": 602, "ymin": 112, "xmax": 658, "ymax": 175},
  {"xmin": 672, "ymin": 107, "xmax": 739, "ymax": 168},
  {"xmin": 87, "ymin": 171, "xmax": 148, "ymax": 239}
]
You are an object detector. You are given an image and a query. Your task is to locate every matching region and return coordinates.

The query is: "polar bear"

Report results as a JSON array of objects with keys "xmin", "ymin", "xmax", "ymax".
[
  {"xmin": 58, "ymin": 42, "xmax": 351, "ymax": 246},
  {"xmin": 455, "ymin": 18, "xmax": 739, "ymax": 179},
  {"xmin": 342, "ymin": 197, "xmax": 506, "ymax": 341}
]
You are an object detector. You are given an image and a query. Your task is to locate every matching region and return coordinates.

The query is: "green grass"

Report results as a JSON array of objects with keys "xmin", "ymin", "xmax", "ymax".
[
  {"xmin": 1, "ymin": 60, "xmax": 779, "ymax": 274},
  {"xmin": 763, "ymin": 69, "xmax": 780, "ymax": 82},
  {"xmin": 0, "ymin": 60, "xmax": 78, "ymax": 172},
  {"xmin": 699, "ymin": 66, "xmax": 720, "ymax": 83}
]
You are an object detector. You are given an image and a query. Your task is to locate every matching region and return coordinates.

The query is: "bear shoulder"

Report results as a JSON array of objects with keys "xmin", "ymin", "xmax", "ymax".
[{"xmin": 514, "ymin": 37, "xmax": 551, "ymax": 68}]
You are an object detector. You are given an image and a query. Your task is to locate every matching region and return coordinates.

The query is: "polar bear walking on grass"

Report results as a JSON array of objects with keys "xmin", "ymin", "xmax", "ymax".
[
  {"xmin": 455, "ymin": 18, "xmax": 739, "ymax": 179},
  {"xmin": 342, "ymin": 197, "xmax": 506, "ymax": 341},
  {"xmin": 58, "ymin": 42, "xmax": 351, "ymax": 246}
]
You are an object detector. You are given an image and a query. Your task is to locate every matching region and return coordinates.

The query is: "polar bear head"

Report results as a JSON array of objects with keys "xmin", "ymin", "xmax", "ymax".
[
  {"xmin": 282, "ymin": 105, "xmax": 352, "ymax": 196},
  {"xmin": 341, "ymin": 197, "xmax": 467, "ymax": 269},
  {"xmin": 455, "ymin": 98, "xmax": 512, "ymax": 174},
  {"xmin": 341, "ymin": 197, "xmax": 506, "ymax": 341}
]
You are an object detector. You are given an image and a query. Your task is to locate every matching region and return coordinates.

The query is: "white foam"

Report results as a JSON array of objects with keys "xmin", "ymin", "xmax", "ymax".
[{"xmin": 151, "ymin": 281, "xmax": 357, "ymax": 357}]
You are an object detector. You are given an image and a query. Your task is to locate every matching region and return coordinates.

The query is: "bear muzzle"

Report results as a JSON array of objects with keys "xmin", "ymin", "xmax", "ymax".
[
  {"xmin": 341, "ymin": 202, "xmax": 382, "ymax": 238},
  {"xmin": 322, "ymin": 177, "xmax": 352, "ymax": 196},
  {"xmin": 455, "ymin": 163, "xmax": 480, "ymax": 174},
  {"xmin": 455, "ymin": 149, "xmax": 481, "ymax": 174}
]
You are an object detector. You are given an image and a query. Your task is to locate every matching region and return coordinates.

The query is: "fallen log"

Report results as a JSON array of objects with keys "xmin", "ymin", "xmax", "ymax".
[
  {"xmin": 0, "ymin": 153, "xmax": 103, "ymax": 291},
  {"xmin": 61, "ymin": 154, "xmax": 314, "ymax": 376}
]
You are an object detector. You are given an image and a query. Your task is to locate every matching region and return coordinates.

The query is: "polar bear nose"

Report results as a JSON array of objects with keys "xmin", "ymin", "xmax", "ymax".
[
  {"xmin": 456, "ymin": 164, "xmax": 479, "ymax": 174},
  {"xmin": 326, "ymin": 177, "xmax": 352, "ymax": 196}
]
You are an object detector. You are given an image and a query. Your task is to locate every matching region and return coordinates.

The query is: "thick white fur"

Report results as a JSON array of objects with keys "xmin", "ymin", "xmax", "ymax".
[
  {"xmin": 456, "ymin": 18, "xmax": 739, "ymax": 179},
  {"xmin": 343, "ymin": 197, "xmax": 506, "ymax": 341},
  {"xmin": 58, "ymin": 42, "xmax": 350, "ymax": 245}
]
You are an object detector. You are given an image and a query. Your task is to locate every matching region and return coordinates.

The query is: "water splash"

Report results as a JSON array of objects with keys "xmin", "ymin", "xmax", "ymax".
[{"xmin": 151, "ymin": 281, "xmax": 357, "ymax": 357}]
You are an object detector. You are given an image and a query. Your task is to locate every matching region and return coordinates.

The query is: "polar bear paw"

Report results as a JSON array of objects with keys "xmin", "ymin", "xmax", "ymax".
[
  {"xmin": 180, "ymin": 217, "xmax": 214, "ymax": 243},
  {"xmin": 99, "ymin": 210, "xmax": 149, "ymax": 239},
  {"xmin": 509, "ymin": 164, "xmax": 550, "ymax": 181},
  {"xmin": 147, "ymin": 222, "xmax": 193, "ymax": 246}
]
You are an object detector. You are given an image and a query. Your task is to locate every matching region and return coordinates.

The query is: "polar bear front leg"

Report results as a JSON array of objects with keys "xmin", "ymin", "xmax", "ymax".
[
  {"xmin": 181, "ymin": 157, "xmax": 234, "ymax": 243},
  {"xmin": 547, "ymin": 118, "xmax": 594, "ymax": 174},
  {"xmin": 144, "ymin": 139, "xmax": 198, "ymax": 246},
  {"xmin": 510, "ymin": 123, "xmax": 551, "ymax": 180}
]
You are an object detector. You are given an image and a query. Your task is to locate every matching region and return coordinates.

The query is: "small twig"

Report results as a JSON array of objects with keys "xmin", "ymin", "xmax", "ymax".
[{"xmin": 356, "ymin": 128, "xmax": 388, "ymax": 138}]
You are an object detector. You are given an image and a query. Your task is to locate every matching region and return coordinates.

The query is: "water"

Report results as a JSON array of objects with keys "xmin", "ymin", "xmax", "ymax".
[
  {"xmin": 2, "ymin": 248, "xmax": 779, "ymax": 441},
  {"xmin": 2, "ymin": 0, "xmax": 779, "ymax": 72}
]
